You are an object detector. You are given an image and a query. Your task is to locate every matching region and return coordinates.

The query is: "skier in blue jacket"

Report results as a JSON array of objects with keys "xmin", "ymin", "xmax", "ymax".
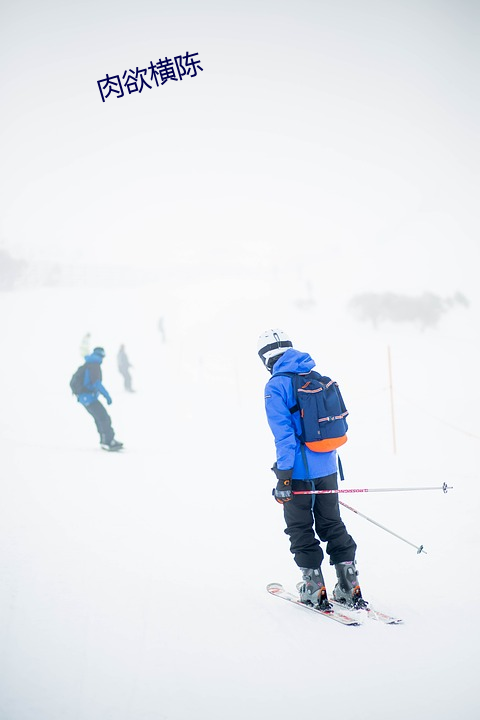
[
  {"xmin": 77, "ymin": 347, "xmax": 123, "ymax": 451},
  {"xmin": 258, "ymin": 329, "xmax": 366, "ymax": 610}
]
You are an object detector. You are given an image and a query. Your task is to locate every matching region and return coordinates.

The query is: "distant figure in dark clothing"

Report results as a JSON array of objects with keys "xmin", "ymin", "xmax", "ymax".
[
  {"xmin": 75, "ymin": 347, "xmax": 123, "ymax": 451},
  {"xmin": 117, "ymin": 344, "xmax": 134, "ymax": 392}
]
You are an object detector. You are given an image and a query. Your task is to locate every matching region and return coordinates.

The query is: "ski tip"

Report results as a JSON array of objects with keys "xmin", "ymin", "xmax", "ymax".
[
  {"xmin": 266, "ymin": 583, "xmax": 284, "ymax": 593},
  {"xmin": 366, "ymin": 607, "xmax": 404, "ymax": 624}
]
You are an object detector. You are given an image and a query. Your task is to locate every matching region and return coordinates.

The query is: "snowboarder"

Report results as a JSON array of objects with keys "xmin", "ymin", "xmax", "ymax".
[
  {"xmin": 74, "ymin": 346, "xmax": 123, "ymax": 451},
  {"xmin": 258, "ymin": 328, "xmax": 366, "ymax": 610},
  {"xmin": 117, "ymin": 344, "xmax": 134, "ymax": 392}
]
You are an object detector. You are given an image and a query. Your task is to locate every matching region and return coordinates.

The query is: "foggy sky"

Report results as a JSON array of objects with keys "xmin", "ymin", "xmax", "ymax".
[{"xmin": 1, "ymin": 1, "xmax": 479, "ymax": 294}]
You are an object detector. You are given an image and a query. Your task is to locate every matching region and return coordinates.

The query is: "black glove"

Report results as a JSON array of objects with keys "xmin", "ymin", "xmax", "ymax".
[
  {"xmin": 271, "ymin": 463, "xmax": 293, "ymax": 481},
  {"xmin": 271, "ymin": 464, "xmax": 293, "ymax": 504}
]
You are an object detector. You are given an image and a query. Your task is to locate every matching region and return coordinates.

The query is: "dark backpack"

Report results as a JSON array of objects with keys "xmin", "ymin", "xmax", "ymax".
[
  {"xmin": 276, "ymin": 371, "xmax": 348, "ymax": 452},
  {"xmin": 70, "ymin": 364, "xmax": 87, "ymax": 395}
]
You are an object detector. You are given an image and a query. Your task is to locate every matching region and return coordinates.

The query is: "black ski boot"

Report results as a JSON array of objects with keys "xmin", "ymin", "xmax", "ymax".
[
  {"xmin": 333, "ymin": 561, "xmax": 368, "ymax": 609},
  {"xmin": 297, "ymin": 568, "xmax": 332, "ymax": 611}
]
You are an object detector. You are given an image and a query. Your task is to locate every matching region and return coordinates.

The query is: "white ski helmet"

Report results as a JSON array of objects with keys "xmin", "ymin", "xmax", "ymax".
[{"xmin": 257, "ymin": 328, "xmax": 293, "ymax": 369}]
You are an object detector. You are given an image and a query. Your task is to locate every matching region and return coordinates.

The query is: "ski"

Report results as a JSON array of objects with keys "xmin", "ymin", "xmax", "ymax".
[
  {"xmin": 267, "ymin": 583, "xmax": 361, "ymax": 626},
  {"xmin": 328, "ymin": 598, "xmax": 403, "ymax": 625}
]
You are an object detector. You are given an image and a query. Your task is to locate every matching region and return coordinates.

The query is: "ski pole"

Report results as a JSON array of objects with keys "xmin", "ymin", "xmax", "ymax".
[
  {"xmin": 292, "ymin": 482, "xmax": 452, "ymax": 496},
  {"xmin": 338, "ymin": 499, "xmax": 427, "ymax": 554}
]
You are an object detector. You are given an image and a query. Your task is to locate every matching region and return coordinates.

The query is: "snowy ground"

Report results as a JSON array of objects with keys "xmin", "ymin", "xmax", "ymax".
[{"xmin": 1, "ymin": 276, "xmax": 479, "ymax": 720}]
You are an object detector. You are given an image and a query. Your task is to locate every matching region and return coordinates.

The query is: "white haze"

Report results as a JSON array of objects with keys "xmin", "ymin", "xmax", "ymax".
[{"xmin": 1, "ymin": 1, "xmax": 479, "ymax": 295}]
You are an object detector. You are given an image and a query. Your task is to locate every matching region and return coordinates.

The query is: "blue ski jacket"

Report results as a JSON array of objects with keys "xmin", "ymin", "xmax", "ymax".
[
  {"xmin": 77, "ymin": 351, "xmax": 112, "ymax": 407},
  {"xmin": 264, "ymin": 348, "xmax": 337, "ymax": 480}
]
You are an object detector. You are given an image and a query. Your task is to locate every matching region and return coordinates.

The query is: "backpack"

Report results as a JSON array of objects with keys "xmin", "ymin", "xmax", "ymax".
[
  {"xmin": 70, "ymin": 364, "xmax": 87, "ymax": 395},
  {"xmin": 276, "ymin": 371, "xmax": 348, "ymax": 452}
]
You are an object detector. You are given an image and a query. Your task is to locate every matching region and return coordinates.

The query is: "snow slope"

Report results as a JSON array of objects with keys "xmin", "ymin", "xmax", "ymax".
[{"xmin": 0, "ymin": 275, "xmax": 479, "ymax": 720}]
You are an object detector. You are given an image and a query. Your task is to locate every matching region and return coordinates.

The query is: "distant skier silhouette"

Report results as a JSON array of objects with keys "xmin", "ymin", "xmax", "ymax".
[
  {"xmin": 80, "ymin": 332, "xmax": 91, "ymax": 358},
  {"xmin": 158, "ymin": 317, "xmax": 166, "ymax": 343},
  {"xmin": 117, "ymin": 344, "xmax": 134, "ymax": 392}
]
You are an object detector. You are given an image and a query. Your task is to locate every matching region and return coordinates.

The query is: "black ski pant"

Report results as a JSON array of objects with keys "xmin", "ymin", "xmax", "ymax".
[
  {"xmin": 283, "ymin": 473, "xmax": 356, "ymax": 570},
  {"xmin": 83, "ymin": 400, "xmax": 114, "ymax": 444}
]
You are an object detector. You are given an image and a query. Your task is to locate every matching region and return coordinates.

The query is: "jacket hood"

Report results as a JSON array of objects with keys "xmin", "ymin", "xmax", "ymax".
[
  {"xmin": 85, "ymin": 352, "xmax": 103, "ymax": 364},
  {"xmin": 271, "ymin": 348, "xmax": 315, "ymax": 375}
]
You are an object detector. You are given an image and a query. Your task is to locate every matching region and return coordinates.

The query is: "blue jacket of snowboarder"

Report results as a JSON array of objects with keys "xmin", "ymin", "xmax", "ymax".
[{"xmin": 76, "ymin": 351, "xmax": 112, "ymax": 407}]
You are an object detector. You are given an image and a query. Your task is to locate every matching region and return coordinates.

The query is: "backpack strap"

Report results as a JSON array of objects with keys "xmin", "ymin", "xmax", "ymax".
[
  {"xmin": 273, "ymin": 371, "xmax": 311, "ymax": 415},
  {"xmin": 299, "ymin": 443, "xmax": 310, "ymax": 480}
]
